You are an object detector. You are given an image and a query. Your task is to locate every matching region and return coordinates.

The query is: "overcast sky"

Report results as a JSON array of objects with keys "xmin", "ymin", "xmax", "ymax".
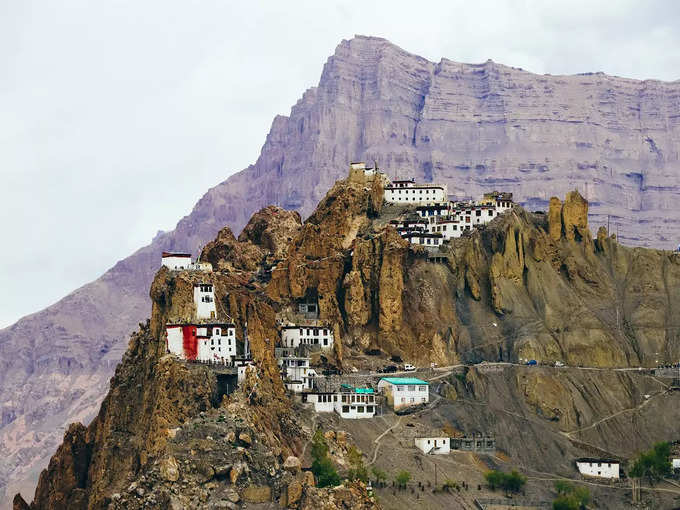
[{"xmin": 1, "ymin": 0, "xmax": 679, "ymax": 328}]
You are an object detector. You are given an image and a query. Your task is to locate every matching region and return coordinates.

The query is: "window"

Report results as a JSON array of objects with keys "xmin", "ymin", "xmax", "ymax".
[
  {"xmin": 476, "ymin": 210, "xmax": 481, "ymax": 216},
  {"xmin": 408, "ymin": 385, "xmax": 415, "ymax": 391},
  {"xmin": 419, "ymin": 386, "xmax": 426, "ymax": 391},
  {"xmin": 488, "ymin": 210, "xmax": 493, "ymax": 216},
  {"xmin": 342, "ymin": 406, "xmax": 349, "ymax": 413},
  {"xmin": 367, "ymin": 406, "xmax": 373, "ymax": 413},
  {"xmin": 333, "ymin": 395, "xmax": 337, "ymax": 402},
  {"xmin": 358, "ymin": 406, "xmax": 364, "ymax": 413},
  {"xmin": 397, "ymin": 385, "xmax": 404, "ymax": 392}
]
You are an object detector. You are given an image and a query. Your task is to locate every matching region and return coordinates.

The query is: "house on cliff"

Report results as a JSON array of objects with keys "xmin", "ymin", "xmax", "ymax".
[
  {"xmin": 165, "ymin": 322, "xmax": 236, "ymax": 365},
  {"xmin": 378, "ymin": 377, "xmax": 429, "ymax": 410}
]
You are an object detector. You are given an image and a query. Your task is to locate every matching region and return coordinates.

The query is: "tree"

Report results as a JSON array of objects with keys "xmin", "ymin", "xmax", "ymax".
[
  {"xmin": 630, "ymin": 442, "xmax": 671, "ymax": 485},
  {"xmin": 503, "ymin": 470, "xmax": 527, "ymax": 495},
  {"xmin": 371, "ymin": 466, "xmax": 387, "ymax": 485},
  {"xmin": 484, "ymin": 470, "xmax": 504, "ymax": 490},
  {"xmin": 395, "ymin": 470, "xmax": 411, "ymax": 488},
  {"xmin": 310, "ymin": 429, "xmax": 340, "ymax": 487},
  {"xmin": 347, "ymin": 445, "xmax": 369, "ymax": 483},
  {"xmin": 484, "ymin": 469, "xmax": 526, "ymax": 495},
  {"xmin": 552, "ymin": 481, "xmax": 589, "ymax": 510}
]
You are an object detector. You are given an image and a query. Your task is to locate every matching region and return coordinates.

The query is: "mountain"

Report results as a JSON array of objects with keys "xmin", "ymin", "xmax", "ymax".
[
  {"xmin": 2, "ymin": 34, "xmax": 680, "ymax": 506},
  {"xmin": 15, "ymin": 174, "xmax": 680, "ymax": 509}
]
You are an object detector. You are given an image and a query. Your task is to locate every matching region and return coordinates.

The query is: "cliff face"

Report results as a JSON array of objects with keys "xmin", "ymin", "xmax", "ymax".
[
  {"xmin": 270, "ymin": 178, "xmax": 680, "ymax": 368},
  {"xmin": 3, "ymin": 34, "xmax": 680, "ymax": 504},
  {"xmin": 17, "ymin": 212, "xmax": 375, "ymax": 510},
  {"xmin": 14, "ymin": 174, "xmax": 680, "ymax": 509}
]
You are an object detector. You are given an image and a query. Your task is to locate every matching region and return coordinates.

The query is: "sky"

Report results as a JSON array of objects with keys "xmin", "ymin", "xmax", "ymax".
[{"xmin": 1, "ymin": 0, "xmax": 679, "ymax": 328}]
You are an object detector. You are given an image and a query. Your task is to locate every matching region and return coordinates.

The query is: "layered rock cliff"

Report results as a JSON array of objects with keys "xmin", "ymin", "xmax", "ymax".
[
  {"xmin": 3, "ymin": 34, "xmax": 680, "ymax": 505},
  {"xmin": 268, "ymin": 177, "xmax": 680, "ymax": 369}
]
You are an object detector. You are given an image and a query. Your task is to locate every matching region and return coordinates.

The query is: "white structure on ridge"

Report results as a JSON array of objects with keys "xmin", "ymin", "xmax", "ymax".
[
  {"xmin": 162, "ymin": 252, "xmax": 192, "ymax": 270},
  {"xmin": 161, "ymin": 252, "xmax": 213, "ymax": 272},
  {"xmin": 575, "ymin": 458, "xmax": 620, "ymax": 479},
  {"xmin": 378, "ymin": 377, "xmax": 429, "ymax": 410},
  {"xmin": 165, "ymin": 322, "xmax": 236, "ymax": 365},
  {"xmin": 384, "ymin": 179, "xmax": 448, "ymax": 205},
  {"xmin": 306, "ymin": 385, "xmax": 377, "ymax": 419},
  {"xmin": 281, "ymin": 325, "xmax": 334, "ymax": 349},
  {"xmin": 415, "ymin": 437, "xmax": 450, "ymax": 455},
  {"xmin": 194, "ymin": 283, "xmax": 216, "ymax": 319}
]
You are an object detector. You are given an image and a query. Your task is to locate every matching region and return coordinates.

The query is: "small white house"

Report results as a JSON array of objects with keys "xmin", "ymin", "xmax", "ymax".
[
  {"xmin": 236, "ymin": 359, "xmax": 256, "ymax": 384},
  {"xmin": 672, "ymin": 458, "xmax": 680, "ymax": 471},
  {"xmin": 281, "ymin": 325, "xmax": 334, "ymax": 349},
  {"xmin": 161, "ymin": 252, "xmax": 192, "ymax": 270},
  {"xmin": 575, "ymin": 458, "xmax": 620, "ymax": 479},
  {"xmin": 194, "ymin": 283, "xmax": 216, "ymax": 320},
  {"xmin": 279, "ymin": 355, "xmax": 316, "ymax": 392},
  {"xmin": 415, "ymin": 437, "xmax": 450, "ymax": 455},
  {"xmin": 377, "ymin": 377, "xmax": 429, "ymax": 410}
]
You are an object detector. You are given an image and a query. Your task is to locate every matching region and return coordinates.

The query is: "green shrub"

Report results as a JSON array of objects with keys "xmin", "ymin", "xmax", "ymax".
[
  {"xmin": 630, "ymin": 442, "xmax": 671, "ymax": 484},
  {"xmin": 395, "ymin": 470, "xmax": 411, "ymax": 488},
  {"xmin": 310, "ymin": 429, "xmax": 340, "ymax": 487}
]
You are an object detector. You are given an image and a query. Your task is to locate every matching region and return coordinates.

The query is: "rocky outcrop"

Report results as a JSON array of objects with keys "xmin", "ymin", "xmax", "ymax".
[{"xmin": 4, "ymin": 34, "xmax": 680, "ymax": 505}]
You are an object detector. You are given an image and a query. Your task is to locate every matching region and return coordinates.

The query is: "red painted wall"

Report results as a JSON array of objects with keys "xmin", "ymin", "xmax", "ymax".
[{"xmin": 182, "ymin": 325, "xmax": 198, "ymax": 360}]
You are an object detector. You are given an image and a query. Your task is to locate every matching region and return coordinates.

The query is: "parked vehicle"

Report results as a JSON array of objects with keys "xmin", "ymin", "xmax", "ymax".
[
  {"xmin": 526, "ymin": 359, "xmax": 538, "ymax": 366},
  {"xmin": 554, "ymin": 361, "xmax": 565, "ymax": 367},
  {"xmin": 404, "ymin": 363, "xmax": 416, "ymax": 372},
  {"xmin": 382, "ymin": 365, "xmax": 398, "ymax": 373}
]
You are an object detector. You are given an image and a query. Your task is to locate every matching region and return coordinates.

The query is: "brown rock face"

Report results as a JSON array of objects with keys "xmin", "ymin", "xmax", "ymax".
[
  {"xmin": 5, "ymin": 35, "xmax": 680, "ymax": 503},
  {"xmin": 561, "ymin": 190, "xmax": 591, "ymax": 242},
  {"xmin": 548, "ymin": 197, "xmax": 562, "ymax": 241},
  {"xmin": 238, "ymin": 205, "xmax": 302, "ymax": 259}
]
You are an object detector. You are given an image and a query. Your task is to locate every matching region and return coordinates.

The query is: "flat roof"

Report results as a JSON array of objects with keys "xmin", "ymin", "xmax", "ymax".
[
  {"xmin": 379, "ymin": 377, "xmax": 429, "ymax": 385},
  {"xmin": 162, "ymin": 252, "xmax": 192, "ymax": 258},
  {"xmin": 281, "ymin": 325, "xmax": 329, "ymax": 330},
  {"xmin": 340, "ymin": 384, "xmax": 374, "ymax": 394},
  {"xmin": 575, "ymin": 458, "xmax": 619, "ymax": 464}
]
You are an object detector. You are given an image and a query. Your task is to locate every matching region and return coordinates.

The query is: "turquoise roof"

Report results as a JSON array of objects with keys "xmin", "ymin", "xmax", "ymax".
[
  {"xmin": 379, "ymin": 377, "xmax": 428, "ymax": 385},
  {"xmin": 340, "ymin": 384, "xmax": 374, "ymax": 394}
]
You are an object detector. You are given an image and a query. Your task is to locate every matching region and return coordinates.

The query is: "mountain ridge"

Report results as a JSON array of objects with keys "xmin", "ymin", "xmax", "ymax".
[{"xmin": 2, "ymin": 34, "xmax": 680, "ymax": 507}]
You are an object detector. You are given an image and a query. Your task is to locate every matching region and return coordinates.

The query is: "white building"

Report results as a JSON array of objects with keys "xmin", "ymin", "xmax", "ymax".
[
  {"xmin": 384, "ymin": 179, "xmax": 448, "ymax": 205},
  {"xmin": 306, "ymin": 385, "xmax": 377, "ymax": 419},
  {"xmin": 281, "ymin": 325, "xmax": 334, "ymax": 349},
  {"xmin": 166, "ymin": 322, "xmax": 236, "ymax": 364},
  {"xmin": 194, "ymin": 283, "xmax": 217, "ymax": 319},
  {"xmin": 415, "ymin": 437, "xmax": 450, "ymax": 455},
  {"xmin": 403, "ymin": 232, "xmax": 444, "ymax": 247},
  {"xmin": 237, "ymin": 359, "xmax": 256, "ymax": 384},
  {"xmin": 575, "ymin": 458, "xmax": 620, "ymax": 479},
  {"xmin": 377, "ymin": 377, "xmax": 429, "ymax": 410},
  {"xmin": 161, "ymin": 252, "xmax": 213, "ymax": 272},
  {"xmin": 161, "ymin": 252, "xmax": 193, "ymax": 270},
  {"xmin": 279, "ymin": 355, "xmax": 316, "ymax": 392}
]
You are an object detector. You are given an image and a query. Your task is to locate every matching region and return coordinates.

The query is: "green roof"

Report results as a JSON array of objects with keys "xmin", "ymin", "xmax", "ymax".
[
  {"xmin": 340, "ymin": 384, "xmax": 374, "ymax": 394},
  {"xmin": 379, "ymin": 377, "xmax": 429, "ymax": 385}
]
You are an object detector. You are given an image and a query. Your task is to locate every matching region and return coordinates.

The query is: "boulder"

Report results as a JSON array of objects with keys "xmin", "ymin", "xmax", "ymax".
[
  {"xmin": 160, "ymin": 456, "xmax": 180, "ymax": 482},
  {"xmin": 283, "ymin": 456, "xmax": 301, "ymax": 474},
  {"xmin": 242, "ymin": 485, "xmax": 272, "ymax": 503}
]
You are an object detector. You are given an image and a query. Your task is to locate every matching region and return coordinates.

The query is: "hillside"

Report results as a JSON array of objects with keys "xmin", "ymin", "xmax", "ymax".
[
  {"xmin": 13, "ymin": 172, "xmax": 680, "ymax": 510},
  {"xmin": 3, "ymin": 34, "xmax": 680, "ymax": 505}
]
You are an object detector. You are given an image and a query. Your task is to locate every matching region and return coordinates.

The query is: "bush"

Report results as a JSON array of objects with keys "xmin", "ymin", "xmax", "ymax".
[
  {"xmin": 347, "ymin": 445, "xmax": 369, "ymax": 483},
  {"xmin": 371, "ymin": 466, "xmax": 387, "ymax": 485},
  {"xmin": 552, "ymin": 481, "xmax": 589, "ymax": 510},
  {"xmin": 630, "ymin": 442, "xmax": 672, "ymax": 485},
  {"xmin": 310, "ymin": 429, "xmax": 340, "ymax": 487},
  {"xmin": 395, "ymin": 470, "xmax": 411, "ymax": 488},
  {"xmin": 484, "ymin": 469, "xmax": 526, "ymax": 495}
]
